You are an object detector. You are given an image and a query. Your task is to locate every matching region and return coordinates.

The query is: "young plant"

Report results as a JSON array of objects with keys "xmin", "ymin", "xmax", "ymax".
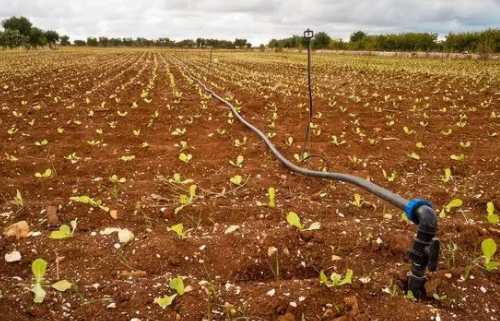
[
  {"xmin": 174, "ymin": 185, "xmax": 196, "ymax": 214},
  {"xmin": 441, "ymin": 168, "xmax": 452, "ymax": 183},
  {"xmin": 229, "ymin": 155, "xmax": 244, "ymax": 168},
  {"xmin": 349, "ymin": 194, "xmax": 364, "ymax": 208},
  {"xmin": 179, "ymin": 153, "xmax": 193, "ymax": 163},
  {"xmin": 407, "ymin": 152, "xmax": 420, "ymax": 160},
  {"xmin": 285, "ymin": 136, "xmax": 293, "ymax": 147},
  {"xmin": 286, "ymin": 211, "xmax": 320, "ymax": 233},
  {"xmin": 234, "ymin": 137, "xmax": 247, "ymax": 147},
  {"xmin": 230, "ymin": 175, "xmax": 243, "ymax": 186},
  {"xmin": 169, "ymin": 173, "xmax": 194, "ymax": 184},
  {"xmin": 119, "ymin": 155, "xmax": 135, "ymax": 162},
  {"xmin": 70, "ymin": 196, "xmax": 108, "ymax": 212},
  {"xmin": 31, "ymin": 259, "xmax": 71, "ymax": 303},
  {"xmin": 439, "ymin": 199, "xmax": 462, "ymax": 218},
  {"xmin": 169, "ymin": 277, "xmax": 185, "ymax": 295},
  {"xmin": 487, "ymin": 202, "xmax": 499, "ymax": 224},
  {"xmin": 49, "ymin": 220, "xmax": 77, "ymax": 239},
  {"xmin": 170, "ymin": 223, "xmax": 188, "ymax": 239},
  {"xmin": 11, "ymin": 189, "xmax": 23, "ymax": 213},
  {"xmin": 482, "ymin": 238, "xmax": 499, "ymax": 271},
  {"xmin": 319, "ymin": 269, "xmax": 353, "ymax": 288},
  {"xmin": 268, "ymin": 187, "xmax": 275, "ymax": 208},
  {"xmin": 331, "ymin": 135, "xmax": 346, "ymax": 146},
  {"xmin": 382, "ymin": 169, "xmax": 396, "ymax": 182}
]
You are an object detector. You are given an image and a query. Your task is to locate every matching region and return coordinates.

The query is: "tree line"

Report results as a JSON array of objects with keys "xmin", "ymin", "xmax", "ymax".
[
  {"xmin": 269, "ymin": 29, "xmax": 500, "ymax": 54},
  {"xmin": 0, "ymin": 16, "xmax": 251, "ymax": 49}
]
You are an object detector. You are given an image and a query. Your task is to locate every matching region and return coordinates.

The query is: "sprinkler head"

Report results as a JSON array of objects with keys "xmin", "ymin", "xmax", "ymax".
[{"xmin": 303, "ymin": 29, "xmax": 314, "ymax": 40}]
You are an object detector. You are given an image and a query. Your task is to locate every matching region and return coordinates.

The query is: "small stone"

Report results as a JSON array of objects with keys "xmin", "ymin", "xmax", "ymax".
[
  {"xmin": 383, "ymin": 213, "xmax": 392, "ymax": 220},
  {"xmin": 266, "ymin": 289, "xmax": 276, "ymax": 296},
  {"xmin": 118, "ymin": 229, "xmax": 134, "ymax": 243},
  {"xmin": 444, "ymin": 273, "xmax": 452, "ymax": 279},
  {"xmin": 268, "ymin": 246, "xmax": 278, "ymax": 256},
  {"xmin": 480, "ymin": 286, "xmax": 487, "ymax": 293},
  {"xmin": 4, "ymin": 221, "xmax": 30, "ymax": 238},
  {"xmin": 5, "ymin": 250, "xmax": 22, "ymax": 262},
  {"xmin": 331, "ymin": 255, "xmax": 342, "ymax": 261},
  {"xmin": 114, "ymin": 243, "xmax": 121, "ymax": 249},
  {"xmin": 110, "ymin": 210, "xmax": 119, "ymax": 219},
  {"xmin": 106, "ymin": 303, "xmax": 116, "ymax": 309},
  {"xmin": 289, "ymin": 302, "xmax": 297, "ymax": 308},
  {"xmin": 46, "ymin": 206, "xmax": 60, "ymax": 226}
]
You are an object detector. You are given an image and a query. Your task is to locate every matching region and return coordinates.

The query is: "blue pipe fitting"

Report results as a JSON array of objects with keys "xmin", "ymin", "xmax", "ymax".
[{"xmin": 405, "ymin": 199, "xmax": 433, "ymax": 224}]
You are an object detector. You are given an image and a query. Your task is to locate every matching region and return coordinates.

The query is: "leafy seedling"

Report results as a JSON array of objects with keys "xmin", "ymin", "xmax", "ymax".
[
  {"xmin": 230, "ymin": 175, "xmax": 243, "ymax": 186},
  {"xmin": 268, "ymin": 187, "xmax": 275, "ymax": 208},
  {"xmin": 175, "ymin": 185, "xmax": 196, "ymax": 214},
  {"xmin": 319, "ymin": 269, "xmax": 353, "ymax": 288},
  {"xmin": 439, "ymin": 199, "xmax": 462, "ymax": 218},
  {"xmin": 382, "ymin": 169, "xmax": 396, "ymax": 182},
  {"xmin": 285, "ymin": 137, "xmax": 293, "ymax": 146},
  {"xmin": 179, "ymin": 153, "xmax": 193, "ymax": 163},
  {"xmin": 170, "ymin": 223, "xmax": 188, "ymax": 239},
  {"xmin": 450, "ymin": 154, "xmax": 465, "ymax": 161},
  {"xmin": 70, "ymin": 196, "xmax": 109, "ymax": 212},
  {"xmin": 35, "ymin": 169, "xmax": 53, "ymax": 179},
  {"xmin": 286, "ymin": 212, "xmax": 320, "ymax": 233},
  {"xmin": 486, "ymin": 202, "xmax": 499, "ymax": 224},
  {"xmin": 31, "ymin": 259, "xmax": 71, "ymax": 303},
  {"xmin": 169, "ymin": 173, "xmax": 194, "ymax": 184},
  {"xmin": 169, "ymin": 277, "xmax": 185, "ymax": 295},
  {"xmin": 11, "ymin": 189, "xmax": 23, "ymax": 213},
  {"xmin": 156, "ymin": 294, "xmax": 177, "ymax": 309},
  {"xmin": 331, "ymin": 135, "xmax": 346, "ymax": 146},
  {"xmin": 229, "ymin": 155, "xmax": 244, "ymax": 168},
  {"xmin": 407, "ymin": 152, "xmax": 420, "ymax": 160},
  {"xmin": 234, "ymin": 137, "xmax": 247, "ymax": 147},
  {"xmin": 119, "ymin": 155, "xmax": 135, "ymax": 162},
  {"xmin": 482, "ymin": 238, "xmax": 499, "ymax": 271},
  {"xmin": 349, "ymin": 193, "xmax": 364, "ymax": 208},
  {"xmin": 49, "ymin": 219, "xmax": 77, "ymax": 239},
  {"xmin": 441, "ymin": 168, "xmax": 452, "ymax": 183}
]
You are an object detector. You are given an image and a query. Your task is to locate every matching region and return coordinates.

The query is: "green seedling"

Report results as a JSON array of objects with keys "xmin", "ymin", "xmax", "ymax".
[
  {"xmin": 35, "ymin": 169, "xmax": 53, "ymax": 182},
  {"xmin": 169, "ymin": 277, "xmax": 185, "ymax": 295},
  {"xmin": 482, "ymin": 238, "xmax": 499, "ymax": 271},
  {"xmin": 86, "ymin": 139, "xmax": 100, "ymax": 147},
  {"xmin": 170, "ymin": 223, "xmax": 188, "ymax": 239},
  {"xmin": 460, "ymin": 141, "xmax": 471, "ymax": 148},
  {"xmin": 234, "ymin": 137, "xmax": 247, "ymax": 147},
  {"xmin": 441, "ymin": 129, "xmax": 452, "ymax": 136},
  {"xmin": 229, "ymin": 155, "xmax": 244, "ymax": 168},
  {"xmin": 286, "ymin": 211, "xmax": 320, "ymax": 233},
  {"xmin": 349, "ymin": 194, "xmax": 364, "ymax": 208},
  {"xmin": 35, "ymin": 139, "xmax": 48, "ymax": 147},
  {"xmin": 487, "ymin": 202, "xmax": 499, "ymax": 224},
  {"xmin": 95, "ymin": 129, "xmax": 103, "ymax": 135},
  {"xmin": 450, "ymin": 154, "xmax": 464, "ymax": 161},
  {"xmin": 31, "ymin": 259, "xmax": 71, "ymax": 303},
  {"xmin": 230, "ymin": 175, "xmax": 243, "ymax": 186},
  {"xmin": 433, "ymin": 293, "xmax": 448, "ymax": 301},
  {"xmin": 119, "ymin": 155, "xmax": 135, "ymax": 162},
  {"xmin": 180, "ymin": 141, "xmax": 189, "ymax": 151},
  {"xmin": 416, "ymin": 142, "xmax": 424, "ymax": 149},
  {"xmin": 407, "ymin": 152, "xmax": 420, "ymax": 160},
  {"xmin": 156, "ymin": 294, "xmax": 177, "ymax": 309},
  {"xmin": 217, "ymin": 128, "xmax": 227, "ymax": 135},
  {"xmin": 175, "ymin": 185, "xmax": 196, "ymax": 214},
  {"xmin": 70, "ymin": 196, "xmax": 108, "ymax": 212},
  {"xmin": 268, "ymin": 187, "xmax": 275, "ymax": 208},
  {"xmin": 404, "ymin": 290, "xmax": 417, "ymax": 302},
  {"xmin": 133, "ymin": 129, "xmax": 140, "ymax": 137},
  {"xmin": 117, "ymin": 111, "xmax": 128, "ymax": 117},
  {"xmin": 169, "ymin": 173, "xmax": 194, "ymax": 184},
  {"xmin": 171, "ymin": 128, "xmax": 186, "ymax": 136},
  {"xmin": 319, "ymin": 269, "xmax": 353, "ymax": 288},
  {"xmin": 331, "ymin": 135, "xmax": 346, "ymax": 146},
  {"xmin": 285, "ymin": 137, "xmax": 293, "ymax": 146},
  {"xmin": 294, "ymin": 152, "xmax": 309, "ymax": 162},
  {"xmin": 64, "ymin": 152, "xmax": 80, "ymax": 164},
  {"xmin": 445, "ymin": 240, "xmax": 458, "ymax": 268},
  {"xmin": 5, "ymin": 153, "xmax": 18, "ymax": 162},
  {"xmin": 49, "ymin": 219, "xmax": 77, "ymax": 239},
  {"xmin": 109, "ymin": 175, "xmax": 126, "ymax": 184},
  {"xmin": 179, "ymin": 153, "xmax": 193, "ymax": 163},
  {"xmin": 403, "ymin": 127, "xmax": 414, "ymax": 135},
  {"xmin": 441, "ymin": 168, "xmax": 452, "ymax": 183},
  {"xmin": 439, "ymin": 199, "xmax": 462, "ymax": 218},
  {"xmin": 11, "ymin": 189, "xmax": 23, "ymax": 213},
  {"xmin": 382, "ymin": 169, "xmax": 396, "ymax": 182}
]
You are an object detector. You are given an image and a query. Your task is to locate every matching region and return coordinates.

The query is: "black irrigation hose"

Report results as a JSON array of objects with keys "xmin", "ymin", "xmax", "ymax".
[
  {"xmin": 174, "ymin": 58, "xmax": 409, "ymax": 210},
  {"xmin": 172, "ymin": 56, "xmax": 439, "ymax": 298}
]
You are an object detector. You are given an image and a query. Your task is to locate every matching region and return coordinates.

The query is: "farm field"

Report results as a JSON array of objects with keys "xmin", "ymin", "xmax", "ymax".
[{"xmin": 1, "ymin": 49, "xmax": 500, "ymax": 321}]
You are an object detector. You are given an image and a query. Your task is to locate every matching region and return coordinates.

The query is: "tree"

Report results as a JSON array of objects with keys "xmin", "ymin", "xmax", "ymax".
[
  {"xmin": 312, "ymin": 31, "xmax": 332, "ymax": 49},
  {"xmin": 350, "ymin": 31, "xmax": 366, "ymax": 43},
  {"xmin": 60, "ymin": 35, "xmax": 70, "ymax": 46},
  {"xmin": 0, "ymin": 29, "xmax": 28, "ymax": 48},
  {"xmin": 86, "ymin": 37, "xmax": 98, "ymax": 46},
  {"xmin": 44, "ymin": 30, "xmax": 59, "ymax": 48},
  {"xmin": 73, "ymin": 39, "xmax": 86, "ymax": 46},
  {"xmin": 2, "ymin": 16, "xmax": 32, "ymax": 36},
  {"xmin": 245, "ymin": 43, "xmax": 252, "ymax": 49},
  {"xmin": 234, "ymin": 38, "xmax": 247, "ymax": 48},
  {"xmin": 29, "ymin": 27, "xmax": 46, "ymax": 48}
]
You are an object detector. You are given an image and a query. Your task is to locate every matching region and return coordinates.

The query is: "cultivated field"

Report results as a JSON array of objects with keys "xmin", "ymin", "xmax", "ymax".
[{"xmin": 1, "ymin": 49, "xmax": 500, "ymax": 321}]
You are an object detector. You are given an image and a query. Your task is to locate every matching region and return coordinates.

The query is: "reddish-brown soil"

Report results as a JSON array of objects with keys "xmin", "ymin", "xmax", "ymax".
[{"xmin": 1, "ymin": 49, "xmax": 500, "ymax": 321}]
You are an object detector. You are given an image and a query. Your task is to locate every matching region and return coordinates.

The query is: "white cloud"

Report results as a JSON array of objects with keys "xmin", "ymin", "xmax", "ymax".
[{"xmin": 1, "ymin": 0, "xmax": 498, "ymax": 45}]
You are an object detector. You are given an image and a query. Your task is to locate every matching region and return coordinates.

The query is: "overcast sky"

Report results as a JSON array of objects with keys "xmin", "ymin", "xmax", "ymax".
[{"xmin": 1, "ymin": 0, "xmax": 499, "ymax": 45}]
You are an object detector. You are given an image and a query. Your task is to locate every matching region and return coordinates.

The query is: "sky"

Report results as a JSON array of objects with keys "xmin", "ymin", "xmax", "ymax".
[{"xmin": 1, "ymin": 0, "xmax": 499, "ymax": 45}]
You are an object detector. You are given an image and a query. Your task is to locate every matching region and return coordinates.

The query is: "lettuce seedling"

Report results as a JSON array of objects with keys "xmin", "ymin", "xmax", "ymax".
[
  {"xmin": 11, "ymin": 189, "xmax": 23, "ymax": 213},
  {"xmin": 285, "ymin": 137, "xmax": 293, "ymax": 147},
  {"xmin": 441, "ymin": 168, "xmax": 452, "ymax": 183},
  {"xmin": 119, "ymin": 155, "xmax": 135, "ymax": 162},
  {"xmin": 450, "ymin": 154, "xmax": 464, "ymax": 161},
  {"xmin": 169, "ymin": 278, "xmax": 185, "ymax": 295},
  {"xmin": 35, "ymin": 169, "xmax": 53, "ymax": 181},
  {"xmin": 286, "ymin": 212, "xmax": 320, "ymax": 233},
  {"xmin": 50, "ymin": 220, "xmax": 77, "ymax": 239},
  {"xmin": 439, "ymin": 199, "xmax": 462, "ymax": 218},
  {"xmin": 268, "ymin": 187, "xmax": 275, "ymax": 208},
  {"xmin": 31, "ymin": 259, "xmax": 71, "ymax": 303},
  {"xmin": 320, "ymin": 269, "xmax": 353, "ymax": 288},
  {"xmin": 234, "ymin": 137, "xmax": 247, "ymax": 147},
  {"xmin": 156, "ymin": 294, "xmax": 177, "ymax": 309},
  {"xmin": 487, "ymin": 202, "xmax": 499, "ymax": 224},
  {"xmin": 179, "ymin": 153, "xmax": 192, "ymax": 163},
  {"xmin": 230, "ymin": 175, "xmax": 243, "ymax": 186},
  {"xmin": 35, "ymin": 139, "xmax": 48, "ymax": 146},
  {"xmin": 169, "ymin": 173, "xmax": 194, "ymax": 184},
  {"xmin": 407, "ymin": 152, "xmax": 420, "ymax": 160},
  {"xmin": 229, "ymin": 155, "xmax": 244, "ymax": 168},
  {"xmin": 382, "ymin": 169, "xmax": 396, "ymax": 182},
  {"xmin": 170, "ymin": 223, "xmax": 188, "ymax": 239},
  {"xmin": 349, "ymin": 194, "xmax": 364, "ymax": 208},
  {"xmin": 482, "ymin": 238, "xmax": 499, "ymax": 271},
  {"xmin": 175, "ymin": 185, "xmax": 196, "ymax": 214},
  {"xmin": 171, "ymin": 128, "xmax": 186, "ymax": 136},
  {"xmin": 331, "ymin": 135, "xmax": 346, "ymax": 146}
]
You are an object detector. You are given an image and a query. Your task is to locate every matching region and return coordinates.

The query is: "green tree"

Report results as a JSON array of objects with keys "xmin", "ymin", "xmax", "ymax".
[
  {"xmin": 350, "ymin": 31, "xmax": 366, "ymax": 43},
  {"xmin": 74, "ymin": 39, "xmax": 86, "ymax": 46},
  {"xmin": 44, "ymin": 30, "xmax": 59, "ymax": 48},
  {"xmin": 2, "ymin": 16, "xmax": 32, "ymax": 36},
  {"xmin": 0, "ymin": 29, "xmax": 28, "ymax": 48},
  {"xmin": 234, "ymin": 38, "xmax": 247, "ymax": 48},
  {"xmin": 60, "ymin": 35, "xmax": 70, "ymax": 46},
  {"xmin": 312, "ymin": 31, "xmax": 332, "ymax": 49},
  {"xmin": 29, "ymin": 27, "xmax": 46, "ymax": 48}
]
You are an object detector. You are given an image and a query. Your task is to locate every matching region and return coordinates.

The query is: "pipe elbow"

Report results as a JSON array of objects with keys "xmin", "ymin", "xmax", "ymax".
[{"xmin": 415, "ymin": 205, "xmax": 438, "ymax": 235}]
